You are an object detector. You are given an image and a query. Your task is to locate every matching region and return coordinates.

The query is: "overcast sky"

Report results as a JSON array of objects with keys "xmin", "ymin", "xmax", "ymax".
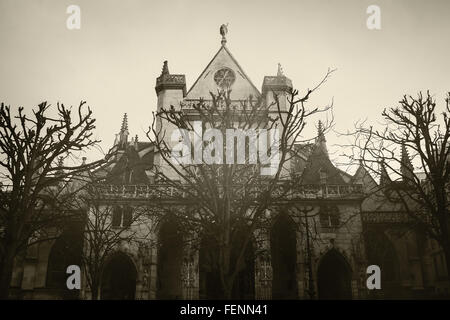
[{"xmin": 1, "ymin": 0, "xmax": 449, "ymax": 166}]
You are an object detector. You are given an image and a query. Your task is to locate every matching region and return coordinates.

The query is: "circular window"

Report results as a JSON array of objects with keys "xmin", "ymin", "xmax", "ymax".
[{"xmin": 213, "ymin": 68, "xmax": 236, "ymax": 89}]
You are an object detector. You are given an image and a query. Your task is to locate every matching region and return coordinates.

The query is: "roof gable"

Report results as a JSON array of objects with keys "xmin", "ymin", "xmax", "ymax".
[
  {"xmin": 186, "ymin": 45, "xmax": 260, "ymax": 100},
  {"xmin": 300, "ymin": 144, "xmax": 346, "ymax": 185}
]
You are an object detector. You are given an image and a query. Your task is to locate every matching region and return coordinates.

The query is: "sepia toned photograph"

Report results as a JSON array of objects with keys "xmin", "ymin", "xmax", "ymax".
[{"xmin": 0, "ymin": 0, "xmax": 449, "ymax": 309}]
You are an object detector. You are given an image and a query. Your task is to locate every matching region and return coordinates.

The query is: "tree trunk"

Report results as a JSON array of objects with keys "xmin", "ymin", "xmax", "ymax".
[
  {"xmin": 440, "ymin": 226, "xmax": 450, "ymax": 281},
  {"xmin": 223, "ymin": 283, "xmax": 233, "ymax": 300},
  {"xmin": 0, "ymin": 244, "xmax": 17, "ymax": 300},
  {"xmin": 443, "ymin": 245, "xmax": 450, "ymax": 282},
  {"xmin": 439, "ymin": 212, "xmax": 450, "ymax": 280},
  {"xmin": 220, "ymin": 271, "xmax": 236, "ymax": 300},
  {"xmin": 91, "ymin": 281, "xmax": 99, "ymax": 300}
]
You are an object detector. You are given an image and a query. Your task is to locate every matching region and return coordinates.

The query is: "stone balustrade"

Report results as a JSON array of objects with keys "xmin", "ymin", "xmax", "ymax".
[{"xmin": 94, "ymin": 183, "xmax": 364, "ymax": 201}]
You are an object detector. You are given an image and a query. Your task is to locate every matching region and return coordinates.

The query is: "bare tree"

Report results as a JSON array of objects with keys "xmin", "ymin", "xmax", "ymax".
[
  {"xmin": 345, "ymin": 91, "xmax": 450, "ymax": 276},
  {"xmin": 147, "ymin": 70, "xmax": 334, "ymax": 299},
  {"xmin": 75, "ymin": 185, "xmax": 151, "ymax": 300},
  {"xmin": 0, "ymin": 101, "xmax": 105, "ymax": 299}
]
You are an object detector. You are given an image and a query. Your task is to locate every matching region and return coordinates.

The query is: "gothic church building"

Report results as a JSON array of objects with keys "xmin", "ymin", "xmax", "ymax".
[{"xmin": 8, "ymin": 29, "xmax": 449, "ymax": 300}]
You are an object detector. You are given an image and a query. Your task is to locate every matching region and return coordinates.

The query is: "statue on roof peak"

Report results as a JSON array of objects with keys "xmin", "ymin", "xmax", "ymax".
[{"xmin": 220, "ymin": 23, "xmax": 229, "ymax": 46}]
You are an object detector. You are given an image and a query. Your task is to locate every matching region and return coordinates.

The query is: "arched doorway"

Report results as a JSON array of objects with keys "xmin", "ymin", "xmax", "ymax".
[
  {"xmin": 101, "ymin": 252, "xmax": 137, "ymax": 300},
  {"xmin": 270, "ymin": 213, "xmax": 298, "ymax": 299},
  {"xmin": 157, "ymin": 217, "xmax": 183, "ymax": 299},
  {"xmin": 46, "ymin": 221, "xmax": 83, "ymax": 299},
  {"xmin": 365, "ymin": 230, "xmax": 401, "ymax": 298},
  {"xmin": 317, "ymin": 249, "xmax": 352, "ymax": 299}
]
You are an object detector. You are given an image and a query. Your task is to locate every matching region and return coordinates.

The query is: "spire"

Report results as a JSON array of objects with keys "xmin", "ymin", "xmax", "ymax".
[
  {"xmin": 379, "ymin": 161, "xmax": 390, "ymax": 186},
  {"xmin": 55, "ymin": 156, "xmax": 64, "ymax": 177},
  {"xmin": 117, "ymin": 113, "xmax": 129, "ymax": 149},
  {"xmin": 58, "ymin": 156, "xmax": 64, "ymax": 168},
  {"xmin": 134, "ymin": 134, "xmax": 139, "ymax": 150},
  {"xmin": 317, "ymin": 120, "xmax": 326, "ymax": 143},
  {"xmin": 314, "ymin": 121, "xmax": 328, "ymax": 156},
  {"xmin": 121, "ymin": 113, "xmax": 128, "ymax": 132},
  {"xmin": 401, "ymin": 143, "xmax": 414, "ymax": 182},
  {"xmin": 220, "ymin": 23, "xmax": 228, "ymax": 46}
]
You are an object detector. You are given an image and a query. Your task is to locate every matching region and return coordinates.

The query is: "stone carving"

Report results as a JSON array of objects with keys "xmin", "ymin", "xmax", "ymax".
[{"xmin": 220, "ymin": 23, "xmax": 228, "ymax": 45}]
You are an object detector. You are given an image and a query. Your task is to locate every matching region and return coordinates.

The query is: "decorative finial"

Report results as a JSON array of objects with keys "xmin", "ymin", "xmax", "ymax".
[
  {"xmin": 117, "ymin": 114, "xmax": 129, "ymax": 148},
  {"xmin": 220, "ymin": 23, "xmax": 228, "ymax": 46},
  {"xmin": 379, "ymin": 161, "xmax": 390, "ymax": 185},
  {"xmin": 161, "ymin": 60, "xmax": 169, "ymax": 75},
  {"xmin": 317, "ymin": 120, "xmax": 326, "ymax": 142},
  {"xmin": 121, "ymin": 113, "xmax": 128, "ymax": 132},
  {"xmin": 400, "ymin": 142, "xmax": 414, "ymax": 180},
  {"xmin": 401, "ymin": 143, "xmax": 409, "ymax": 161},
  {"xmin": 277, "ymin": 63, "xmax": 284, "ymax": 77},
  {"xmin": 55, "ymin": 156, "xmax": 65, "ymax": 176}
]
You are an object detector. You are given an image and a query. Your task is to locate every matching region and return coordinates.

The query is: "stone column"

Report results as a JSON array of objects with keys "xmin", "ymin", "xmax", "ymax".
[
  {"xmin": 255, "ymin": 228, "xmax": 272, "ymax": 299},
  {"xmin": 182, "ymin": 249, "xmax": 198, "ymax": 299}
]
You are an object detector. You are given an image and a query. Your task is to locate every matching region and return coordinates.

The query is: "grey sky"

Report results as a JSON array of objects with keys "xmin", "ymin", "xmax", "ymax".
[{"xmin": 1, "ymin": 0, "xmax": 449, "ymax": 163}]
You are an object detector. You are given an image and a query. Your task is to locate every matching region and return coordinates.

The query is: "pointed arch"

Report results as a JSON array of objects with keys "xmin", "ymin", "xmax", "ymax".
[
  {"xmin": 100, "ymin": 251, "xmax": 137, "ymax": 300},
  {"xmin": 317, "ymin": 249, "xmax": 352, "ymax": 299},
  {"xmin": 365, "ymin": 229, "xmax": 401, "ymax": 298},
  {"xmin": 46, "ymin": 221, "xmax": 83, "ymax": 298},
  {"xmin": 270, "ymin": 212, "xmax": 298, "ymax": 299},
  {"xmin": 156, "ymin": 216, "xmax": 183, "ymax": 299}
]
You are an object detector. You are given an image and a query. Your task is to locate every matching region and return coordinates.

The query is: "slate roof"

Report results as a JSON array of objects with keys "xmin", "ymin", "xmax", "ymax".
[
  {"xmin": 299, "ymin": 143, "xmax": 346, "ymax": 185},
  {"xmin": 105, "ymin": 142, "xmax": 154, "ymax": 185}
]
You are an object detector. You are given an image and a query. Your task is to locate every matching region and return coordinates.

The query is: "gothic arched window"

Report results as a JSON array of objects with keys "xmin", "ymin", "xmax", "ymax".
[
  {"xmin": 111, "ymin": 206, "xmax": 133, "ymax": 228},
  {"xmin": 319, "ymin": 205, "xmax": 340, "ymax": 228},
  {"xmin": 122, "ymin": 206, "xmax": 133, "ymax": 227},
  {"xmin": 112, "ymin": 207, "xmax": 122, "ymax": 227}
]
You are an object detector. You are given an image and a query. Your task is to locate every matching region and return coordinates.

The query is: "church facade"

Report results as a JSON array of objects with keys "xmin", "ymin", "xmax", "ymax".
[{"xmin": 8, "ymin": 30, "xmax": 449, "ymax": 300}]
